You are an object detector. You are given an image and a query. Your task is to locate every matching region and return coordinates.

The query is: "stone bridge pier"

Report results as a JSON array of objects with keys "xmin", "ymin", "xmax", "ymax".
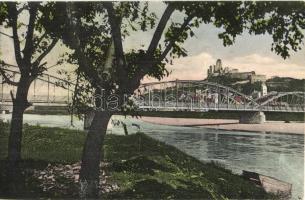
[{"xmin": 239, "ymin": 111, "xmax": 266, "ymax": 124}]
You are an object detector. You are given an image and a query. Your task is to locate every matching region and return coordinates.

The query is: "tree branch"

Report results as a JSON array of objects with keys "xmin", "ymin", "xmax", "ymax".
[
  {"xmin": 127, "ymin": 16, "xmax": 194, "ymax": 93},
  {"xmin": 10, "ymin": 90, "xmax": 15, "ymax": 102},
  {"xmin": 133, "ymin": 15, "xmax": 193, "ymax": 86},
  {"xmin": 33, "ymin": 31, "xmax": 47, "ymax": 50},
  {"xmin": 65, "ymin": 2, "xmax": 102, "ymax": 88},
  {"xmin": 0, "ymin": 31, "xmax": 13, "ymax": 38},
  {"xmin": 159, "ymin": 16, "xmax": 193, "ymax": 61},
  {"xmin": 104, "ymin": 2, "xmax": 129, "ymax": 91},
  {"xmin": 104, "ymin": 2, "xmax": 125, "ymax": 67},
  {"xmin": 7, "ymin": 2, "xmax": 23, "ymax": 67},
  {"xmin": 32, "ymin": 39, "xmax": 58, "ymax": 68},
  {"xmin": 23, "ymin": 2, "xmax": 38, "ymax": 64},
  {"xmin": 46, "ymin": 62, "xmax": 60, "ymax": 69},
  {"xmin": 0, "ymin": 60, "xmax": 18, "ymax": 68},
  {"xmin": 146, "ymin": 4, "xmax": 175, "ymax": 57},
  {"xmin": 0, "ymin": 67, "xmax": 18, "ymax": 86}
]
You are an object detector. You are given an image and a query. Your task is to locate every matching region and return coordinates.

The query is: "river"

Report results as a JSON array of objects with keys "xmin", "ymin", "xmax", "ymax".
[{"xmin": 1, "ymin": 114, "xmax": 304, "ymax": 199}]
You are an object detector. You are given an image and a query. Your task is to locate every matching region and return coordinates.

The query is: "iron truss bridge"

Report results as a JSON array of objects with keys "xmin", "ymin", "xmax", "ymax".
[
  {"xmin": 133, "ymin": 80, "xmax": 305, "ymax": 113},
  {"xmin": 0, "ymin": 68, "xmax": 74, "ymax": 105},
  {"xmin": 0, "ymin": 68, "xmax": 304, "ymax": 113}
]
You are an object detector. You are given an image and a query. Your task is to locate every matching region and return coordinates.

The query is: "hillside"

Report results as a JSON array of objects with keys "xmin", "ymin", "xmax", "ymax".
[
  {"xmin": 266, "ymin": 77, "xmax": 305, "ymax": 92},
  {"xmin": 206, "ymin": 75, "xmax": 304, "ymax": 95}
]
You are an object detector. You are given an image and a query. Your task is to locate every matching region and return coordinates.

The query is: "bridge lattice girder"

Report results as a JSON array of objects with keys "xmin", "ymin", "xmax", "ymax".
[
  {"xmin": 255, "ymin": 91, "xmax": 305, "ymax": 108},
  {"xmin": 0, "ymin": 68, "xmax": 74, "ymax": 104},
  {"xmin": 137, "ymin": 80, "xmax": 305, "ymax": 112},
  {"xmin": 137, "ymin": 80, "xmax": 259, "ymax": 109}
]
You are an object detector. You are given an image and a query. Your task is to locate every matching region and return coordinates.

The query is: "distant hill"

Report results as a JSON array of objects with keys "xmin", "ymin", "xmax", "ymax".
[
  {"xmin": 266, "ymin": 77, "xmax": 305, "ymax": 92},
  {"xmin": 206, "ymin": 75, "xmax": 304, "ymax": 95}
]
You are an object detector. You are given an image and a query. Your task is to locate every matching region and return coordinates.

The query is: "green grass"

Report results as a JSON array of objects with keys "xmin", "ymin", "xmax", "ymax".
[
  {"xmin": 0, "ymin": 122, "xmax": 85, "ymax": 163},
  {"xmin": 0, "ymin": 121, "xmax": 275, "ymax": 199},
  {"xmin": 103, "ymin": 134, "xmax": 274, "ymax": 199}
]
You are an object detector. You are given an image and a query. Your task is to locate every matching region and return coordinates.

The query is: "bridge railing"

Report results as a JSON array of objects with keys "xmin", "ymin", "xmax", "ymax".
[{"xmin": 134, "ymin": 96, "xmax": 305, "ymax": 112}]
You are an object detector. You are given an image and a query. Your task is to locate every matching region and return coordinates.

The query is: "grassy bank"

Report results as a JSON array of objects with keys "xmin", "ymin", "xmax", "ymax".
[{"xmin": 0, "ymin": 122, "xmax": 275, "ymax": 199}]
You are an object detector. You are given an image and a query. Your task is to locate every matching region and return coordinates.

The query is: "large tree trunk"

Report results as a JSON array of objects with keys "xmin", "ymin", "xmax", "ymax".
[
  {"xmin": 79, "ymin": 111, "xmax": 112, "ymax": 198},
  {"xmin": 6, "ymin": 77, "xmax": 31, "ymax": 194}
]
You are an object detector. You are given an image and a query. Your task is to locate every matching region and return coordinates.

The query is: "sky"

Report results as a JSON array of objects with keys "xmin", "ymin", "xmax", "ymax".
[
  {"xmin": 124, "ymin": 2, "xmax": 305, "ymax": 82},
  {"xmin": 0, "ymin": 1, "xmax": 304, "ymax": 86}
]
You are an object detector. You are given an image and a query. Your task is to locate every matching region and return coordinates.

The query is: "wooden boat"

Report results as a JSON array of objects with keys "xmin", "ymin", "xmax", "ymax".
[{"xmin": 242, "ymin": 170, "xmax": 292, "ymax": 199}]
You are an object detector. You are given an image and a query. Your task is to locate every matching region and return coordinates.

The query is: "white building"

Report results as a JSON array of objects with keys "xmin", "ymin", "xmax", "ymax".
[{"xmin": 261, "ymin": 82, "xmax": 268, "ymax": 96}]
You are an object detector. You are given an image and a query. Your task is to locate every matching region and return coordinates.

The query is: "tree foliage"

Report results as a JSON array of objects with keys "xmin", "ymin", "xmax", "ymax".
[
  {"xmin": 244, "ymin": 1, "xmax": 305, "ymax": 58},
  {"xmin": 0, "ymin": 2, "xmax": 59, "ymax": 84}
]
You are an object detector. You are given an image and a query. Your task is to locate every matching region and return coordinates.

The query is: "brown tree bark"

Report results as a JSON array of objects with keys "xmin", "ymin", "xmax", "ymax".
[
  {"xmin": 6, "ymin": 76, "xmax": 31, "ymax": 194},
  {"xmin": 79, "ymin": 111, "xmax": 112, "ymax": 198}
]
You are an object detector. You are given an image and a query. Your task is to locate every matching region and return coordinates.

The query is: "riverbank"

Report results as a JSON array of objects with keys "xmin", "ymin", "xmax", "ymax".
[
  {"xmin": 138, "ymin": 110, "xmax": 305, "ymax": 122},
  {"xmin": 0, "ymin": 122, "xmax": 275, "ymax": 199},
  {"xmin": 141, "ymin": 116, "xmax": 304, "ymax": 134}
]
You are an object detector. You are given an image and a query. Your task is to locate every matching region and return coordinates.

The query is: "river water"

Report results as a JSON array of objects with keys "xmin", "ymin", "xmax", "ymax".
[{"xmin": 1, "ymin": 114, "xmax": 304, "ymax": 199}]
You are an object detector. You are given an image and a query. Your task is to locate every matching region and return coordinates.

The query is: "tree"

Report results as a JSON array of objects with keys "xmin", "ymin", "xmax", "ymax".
[
  {"xmin": 46, "ymin": 1, "xmax": 305, "ymax": 198},
  {"xmin": 0, "ymin": 2, "xmax": 59, "ymax": 193}
]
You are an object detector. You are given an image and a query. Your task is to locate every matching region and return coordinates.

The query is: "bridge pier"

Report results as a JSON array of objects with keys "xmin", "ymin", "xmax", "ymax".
[{"xmin": 239, "ymin": 111, "xmax": 266, "ymax": 124}]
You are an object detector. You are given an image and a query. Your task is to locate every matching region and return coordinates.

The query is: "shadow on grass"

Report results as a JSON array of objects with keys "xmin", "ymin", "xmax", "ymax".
[
  {"xmin": 0, "ymin": 159, "xmax": 50, "ymax": 198},
  {"xmin": 107, "ymin": 178, "xmax": 212, "ymax": 199},
  {"xmin": 110, "ymin": 155, "xmax": 173, "ymax": 175}
]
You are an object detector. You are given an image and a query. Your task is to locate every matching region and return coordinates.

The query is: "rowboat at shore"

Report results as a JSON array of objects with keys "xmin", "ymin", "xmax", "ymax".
[{"xmin": 242, "ymin": 170, "xmax": 292, "ymax": 199}]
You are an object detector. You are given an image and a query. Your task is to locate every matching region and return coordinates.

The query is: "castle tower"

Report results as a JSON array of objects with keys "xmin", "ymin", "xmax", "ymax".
[
  {"xmin": 215, "ymin": 59, "xmax": 222, "ymax": 72},
  {"xmin": 207, "ymin": 65, "xmax": 213, "ymax": 77}
]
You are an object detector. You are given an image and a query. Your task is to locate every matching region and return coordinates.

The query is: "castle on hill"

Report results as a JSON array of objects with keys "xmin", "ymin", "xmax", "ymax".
[{"xmin": 207, "ymin": 59, "xmax": 266, "ymax": 83}]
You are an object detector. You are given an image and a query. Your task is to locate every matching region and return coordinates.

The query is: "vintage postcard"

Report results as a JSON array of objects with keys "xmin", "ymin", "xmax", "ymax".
[{"xmin": 0, "ymin": 1, "xmax": 304, "ymax": 199}]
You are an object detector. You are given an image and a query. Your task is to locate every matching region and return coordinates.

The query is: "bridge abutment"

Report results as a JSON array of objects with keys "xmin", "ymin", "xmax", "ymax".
[{"xmin": 239, "ymin": 111, "xmax": 266, "ymax": 124}]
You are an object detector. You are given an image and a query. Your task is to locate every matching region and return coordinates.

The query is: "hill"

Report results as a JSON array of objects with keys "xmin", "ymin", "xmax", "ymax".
[{"xmin": 206, "ymin": 75, "xmax": 304, "ymax": 96}]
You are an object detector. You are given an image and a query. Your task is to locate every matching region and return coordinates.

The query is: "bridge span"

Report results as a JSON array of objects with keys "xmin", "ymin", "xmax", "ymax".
[
  {"xmin": 134, "ymin": 80, "xmax": 305, "ymax": 113},
  {"xmin": 0, "ymin": 68, "xmax": 304, "ymax": 122}
]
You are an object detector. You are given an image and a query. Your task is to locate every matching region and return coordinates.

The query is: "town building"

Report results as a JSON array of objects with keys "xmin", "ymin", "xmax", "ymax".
[
  {"xmin": 229, "ymin": 71, "xmax": 255, "ymax": 80},
  {"xmin": 261, "ymin": 82, "xmax": 268, "ymax": 96},
  {"xmin": 250, "ymin": 74, "xmax": 267, "ymax": 83}
]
